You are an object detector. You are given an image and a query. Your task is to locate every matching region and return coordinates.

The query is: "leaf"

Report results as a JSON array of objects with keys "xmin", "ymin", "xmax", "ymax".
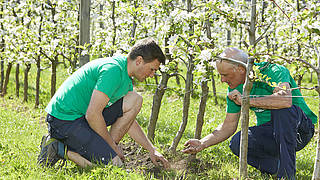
[
  {"xmin": 282, "ymin": 85, "xmax": 287, "ymax": 90},
  {"xmin": 271, "ymin": 82, "xmax": 278, "ymax": 87},
  {"xmin": 311, "ymin": 28, "xmax": 320, "ymax": 36}
]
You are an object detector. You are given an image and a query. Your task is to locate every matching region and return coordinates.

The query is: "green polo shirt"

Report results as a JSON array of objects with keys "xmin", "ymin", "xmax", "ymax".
[
  {"xmin": 45, "ymin": 56, "xmax": 133, "ymax": 120},
  {"xmin": 226, "ymin": 62, "xmax": 317, "ymax": 126}
]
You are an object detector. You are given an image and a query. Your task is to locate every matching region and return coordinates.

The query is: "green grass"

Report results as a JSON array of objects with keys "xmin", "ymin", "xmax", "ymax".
[
  {"xmin": 0, "ymin": 63, "xmax": 318, "ymax": 179},
  {"xmin": 0, "ymin": 98, "xmax": 149, "ymax": 179}
]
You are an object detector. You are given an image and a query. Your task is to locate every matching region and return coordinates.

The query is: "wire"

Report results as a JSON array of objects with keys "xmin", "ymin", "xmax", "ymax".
[{"xmin": 138, "ymin": 83, "xmax": 320, "ymax": 99}]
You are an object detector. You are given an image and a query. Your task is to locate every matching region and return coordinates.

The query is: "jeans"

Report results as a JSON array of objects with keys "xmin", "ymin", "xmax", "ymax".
[{"xmin": 229, "ymin": 105, "xmax": 314, "ymax": 179}]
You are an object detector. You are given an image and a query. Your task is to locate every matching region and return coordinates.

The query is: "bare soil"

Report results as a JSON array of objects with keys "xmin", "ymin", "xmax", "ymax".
[{"xmin": 119, "ymin": 141, "xmax": 213, "ymax": 179}]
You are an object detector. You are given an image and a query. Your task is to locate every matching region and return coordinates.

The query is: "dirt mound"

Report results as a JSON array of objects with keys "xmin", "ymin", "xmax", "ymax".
[{"xmin": 119, "ymin": 141, "xmax": 213, "ymax": 179}]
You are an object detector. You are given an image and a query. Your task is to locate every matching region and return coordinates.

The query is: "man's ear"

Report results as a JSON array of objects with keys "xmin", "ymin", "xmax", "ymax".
[
  {"xmin": 135, "ymin": 56, "xmax": 143, "ymax": 66},
  {"xmin": 238, "ymin": 66, "xmax": 246, "ymax": 73}
]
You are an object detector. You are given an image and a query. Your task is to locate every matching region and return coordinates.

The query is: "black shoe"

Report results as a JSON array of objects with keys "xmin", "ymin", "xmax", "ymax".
[{"xmin": 37, "ymin": 134, "xmax": 65, "ymax": 167}]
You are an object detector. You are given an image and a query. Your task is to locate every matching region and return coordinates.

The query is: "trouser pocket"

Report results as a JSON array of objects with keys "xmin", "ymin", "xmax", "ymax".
[{"xmin": 296, "ymin": 113, "xmax": 314, "ymax": 151}]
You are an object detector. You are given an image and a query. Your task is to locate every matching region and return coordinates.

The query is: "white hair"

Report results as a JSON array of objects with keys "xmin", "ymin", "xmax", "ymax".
[{"xmin": 220, "ymin": 47, "xmax": 248, "ymax": 65}]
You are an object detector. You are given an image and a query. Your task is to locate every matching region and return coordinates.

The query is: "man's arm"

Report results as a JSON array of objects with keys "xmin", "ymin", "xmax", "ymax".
[
  {"xmin": 86, "ymin": 89, "xmax": 124, "ymax": 160},
  {"xmin": 127, "ymin": 120, "xmax": 170, "ymax": 168},
  {"xmin": 182, "ymin": 112, "xmax": 240, "ymax": 154},
  {"xmin": 229, "ymin": 82, "xmax": 292, "ymax": 109}
]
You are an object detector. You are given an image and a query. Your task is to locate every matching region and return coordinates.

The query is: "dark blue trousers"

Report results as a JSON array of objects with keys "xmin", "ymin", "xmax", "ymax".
[
  {"xmin": 229, "ymin": 105, "xmax": 314, "ymax": 179},
  {"xmin": 46, "ymin": 98, "xmax": 124, "ymax": 165}
]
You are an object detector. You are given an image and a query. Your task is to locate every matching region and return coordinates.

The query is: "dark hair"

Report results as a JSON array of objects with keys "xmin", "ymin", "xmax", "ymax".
[{"xmin": 128, "ymin": 38, "xmax": 166, "ymax": 64}]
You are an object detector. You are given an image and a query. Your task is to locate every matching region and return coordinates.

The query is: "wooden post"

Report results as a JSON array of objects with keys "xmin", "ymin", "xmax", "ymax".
[
  {"xmin": 239, "ymin": 57, "xmax": 254, "ymax": 178},
  {"xmin": 79, "ymin": 0, "xmax": 91, "ymax": 67},
  {"xmin": 239, "ymin": 0, "xmax": 256, "ymax": 178},
  {"xmin": 312, "ymin": 46, "xmax": 320, "ymax": 180},
  {"xmin": 312, "ymin": 75, "xmax": 320, "ymax": 180}
]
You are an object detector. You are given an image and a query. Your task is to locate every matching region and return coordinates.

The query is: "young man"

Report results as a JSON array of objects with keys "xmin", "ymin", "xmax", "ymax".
[
  {"xmin": 38, "ymin": 38, "xmax": 169, "ymax": 168},
  {"xmin": 182, "ymin": 47, "xmax": 316, "ymax": 179}
]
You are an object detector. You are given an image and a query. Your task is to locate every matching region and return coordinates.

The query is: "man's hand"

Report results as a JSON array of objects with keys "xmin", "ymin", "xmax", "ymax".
[
  {"xmin": 149, "ymin": 150, "xmax": 170, "ymax": 169},
  {"xmin": 273, "ymin": 84, "xmax": 290, "ymax": 96},
  {"xmin": 228, "ymin": 89, "xmax": 242, "ymax": 105},
  {"xmin": 181, "ymin": 139, "xmax": 205, "ymax": 154},
  {"xmin": 116, "ymin": 145, "xmax": 125, "ymax": 161}
]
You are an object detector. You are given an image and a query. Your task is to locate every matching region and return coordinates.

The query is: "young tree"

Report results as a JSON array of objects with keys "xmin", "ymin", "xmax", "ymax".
[
  {"xmin": 169, "ymin": 0, "xmax": 195, "ymax": 153},
  {"xmin": 147, "ymin": 1, "xmax": 176, "ymax": 142},
  {"xmin": 0, "ymin": 2, "xmax": 4, "ymax": 94},
  {"xmin": 79, "ymin": 0, "xmax": 90, "ymax": 66}
]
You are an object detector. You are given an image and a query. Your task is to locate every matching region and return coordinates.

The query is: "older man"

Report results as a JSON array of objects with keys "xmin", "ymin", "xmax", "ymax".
[
  {"xmin": 38, "ymin": 38, "xmax": 169, "ymax": 168},
  {"xmin": 183, "ymin": 47, "xmax": 316, "ymax": 179}
]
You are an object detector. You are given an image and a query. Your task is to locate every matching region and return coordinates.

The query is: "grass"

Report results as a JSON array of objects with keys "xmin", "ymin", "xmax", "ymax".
[
  {"xmin": 0, "ymin": 63, "xmax": 318, "ymax": 179},
  {"xmin": 0, "ymin": 98, "xmax": 148, "ymax": 179}
]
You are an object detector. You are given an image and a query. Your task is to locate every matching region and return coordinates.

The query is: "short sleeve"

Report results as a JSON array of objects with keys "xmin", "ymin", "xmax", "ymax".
[
  {"xmin": 95, "ymin": 64, "xmax": 121, "ymax": 98},
  {"xmin": 226, "ymin": 95, "xmax": 241, "ymax": 113},
  {"xmin": 226, "ymin": 86, "xmax": 242, "ymax": 113}
]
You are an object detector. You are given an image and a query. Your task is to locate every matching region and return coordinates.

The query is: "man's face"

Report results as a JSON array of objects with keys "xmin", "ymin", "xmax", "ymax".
[
  {"xmin": 216, "ymin": 61, "xmax": 246, "ymax": 89},
  {"xmin": 135, "ymin": 57, "xmax": 160, "ymax": 82}
]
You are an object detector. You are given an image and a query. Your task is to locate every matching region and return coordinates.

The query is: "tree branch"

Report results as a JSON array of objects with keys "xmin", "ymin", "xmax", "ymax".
[
  {"xmin": 254, "ymin": 21, "xmax": 273, "ymax": 45},
  {"xmin": 315, "ymin": 46, "xmax": 320, "ymax": 70},
  {"xmin": 212, "ymin": 6, "xmax": 250, "ymax": 25},
  {"xmin": 242, "ymin": 40, "xmax": 249, "ymax": 49},
  {"xmin": 269, "ymin": 0, "xmax": 290, "ymax": 20},
  {"xmin": 169, "ymin": 72, "xmax": 187, "ymax": 83},
  {"xmin": 40, "ymin": 49, "xmax": 54, "ymax": 61},
  {"xmin": 178, "ymin": 35, "xmax": 193, "ymax": 48},
  {"xmin": 178, "ymin": 57, "xmax": 188, "ymax": 67},
  {"xmin": 256, "ymin": 53, "xmax": 319, "ymax": 72}
]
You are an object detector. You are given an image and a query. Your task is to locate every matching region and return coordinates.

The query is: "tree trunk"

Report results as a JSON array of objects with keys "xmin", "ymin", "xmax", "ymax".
[
  {"xmin": 312, "ymin": 72, "xmax": 320, "ymax": 180},
  {"xmin": 262, "ymin": 1, "xmax": 270, "ymax": 51},
  {"xmin": 23, "ymin": 63, "xmax": 31, "ymax": 102},
  {"xmin": 2, "ymin": 62, "xmax": 13, "ymax": 97},
  {"xmin": 239, "ymin": 58, "xmax": 254, "ymax": 179},
  {"xmin": 144, "ymin": 79, "xmax": 149, "ymax": 88},
  {"xmin": 205, "ymin": 5, "xmax": 214, "ymax": 49},
  {"xmin": 111, "ymin": 0, "xmax": 116, "ymax": 56},
  {"xmin": 0, "ymin": 58, "xmax": 3, "ymax": 93},
  {"xmin": 194, "ymin": 80, "xmax": 209, "ymax": 140},
  {"xmin": 227, "ymin": 30, "xmax": 231, "ymax": 46},
  {"xmin": 154, "ymin": 75, "xmax": 159, "ymax": 85},
  {"xmin": 35, "ymin": 55, "xmax": 41, "ymax": 108},
  {"xmin": 147, "ymin": 32, "xmax": 172, "ymax": 141},
  {"xmin": 79, "ymin": 0, "xmax": 91, "ymax": 66},
  {"xmin": 51, "ymin": 57, "xmax": 58, "ymax": 98},
  {"xmin": 297, "ymin": 74, "xmax": 303, "ymax": 88},
  {"xmin": 210, "ymin": 68, "xmax": 218, "ymax": 105},
  {"xmin": 15, "ymin": 63, "xmax": 20, "ymax": 97},
  {"xmin": 97, "ymin": 4, "xmax": 104, "ymax": 58},
  {"xmin": 169, "ymin": 0, "xmax": 194, "ymax": 153},
  {"xmin": 130, "ymin": 0, "xmax": 138, "ymax": 44},
  {"xmin": 0, "ymin": 3, "xmax": 4, "ymax": 94},
  {"xmin": 99, "ymin": 4, "xmax": 104, "ymax": 29},
  {"xmin": 239, "ymin": 26, "xmax": 243, "ymax": 49},
  {"xmin": 170, "ymin": 60, "xmax": 193, "ymax": 153},
  {"xmin": 239, "ymin": 0, "xmax": 256, "ymax": 178},
  {"xmin": 175, "ymin": 62, "xmax": 181, "ymax": 86},
  {"xmin": 312, "ymin": 46, "xmax": 320, "ymax": 180},
  {"xmin": 147, "ymin": 72, "xmax": 170, "ymax": 141},
  {"xmin": 35, "ymin": 5, "xmax": 43, "ymax": 108},
  {"xmin": 188, "ymin": 79, "xmax": 209, "ymax": 160},
  {"xmin": 204, "ymin": 5, "xmax": 217, "ymax": 105}
]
